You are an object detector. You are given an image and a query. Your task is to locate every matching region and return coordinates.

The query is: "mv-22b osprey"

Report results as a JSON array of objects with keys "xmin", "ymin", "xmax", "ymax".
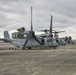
[
  {"xmin": 1, "ymin": 7, "xmax": 58, "ymax": 49},
  {"xmin": 40, "ymin": 19, "xmax": 66, "ymax": 46}
]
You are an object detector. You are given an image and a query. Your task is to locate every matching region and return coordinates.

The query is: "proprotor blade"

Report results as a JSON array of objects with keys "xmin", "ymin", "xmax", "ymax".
[
  {"xmin": 50, "ymin": 16, "xmax": 53, "ymax": 37},
  {"xmin": 53, "ymin": 30, "xmax": 65, "ymax": 33},
  {"xmin": 31, "ymin": 6, "xmax": 33, "ymax": 31},
  {"xmin": 22, "ymin": 36, "xmax": 29, "ymax": 49},
  {"xmin": 32, "ymin": 33, "xmax": 42, "ymax": 45}
]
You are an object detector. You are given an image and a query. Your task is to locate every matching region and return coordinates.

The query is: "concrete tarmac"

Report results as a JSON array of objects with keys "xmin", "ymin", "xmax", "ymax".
[{"xmin": 0, "ymin": 44, "xmax": 76, "ymax": 75}]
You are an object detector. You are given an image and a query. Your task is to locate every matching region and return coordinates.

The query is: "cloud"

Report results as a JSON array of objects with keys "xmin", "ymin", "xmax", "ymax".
[{"xmin": 0, "ymin": 0, "xmax": 76, "ymax": 39}]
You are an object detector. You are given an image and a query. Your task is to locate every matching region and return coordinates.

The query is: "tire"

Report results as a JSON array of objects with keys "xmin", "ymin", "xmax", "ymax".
[
  {"xmin": 53, "ymin": 47, "xmax": 56, "ymax": 49},
  {"xmin": 28, "ymin": 47, "xmax": 31, "ymax": 49}
]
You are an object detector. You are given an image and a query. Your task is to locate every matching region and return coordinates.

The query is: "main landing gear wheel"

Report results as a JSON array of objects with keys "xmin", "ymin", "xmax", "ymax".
[
  {"xmin": 53, "ymin": 47, "xmax": 56, "ymax": 49},
  {"xmin": 28, "ymin": 47, "xmax": 31, "ymax": 49}
]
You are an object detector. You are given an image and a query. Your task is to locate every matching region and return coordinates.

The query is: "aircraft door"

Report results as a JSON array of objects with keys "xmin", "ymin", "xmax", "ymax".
[{"xmin": 41, "ymin": 39, "xmax": 44, "ymax": 45}]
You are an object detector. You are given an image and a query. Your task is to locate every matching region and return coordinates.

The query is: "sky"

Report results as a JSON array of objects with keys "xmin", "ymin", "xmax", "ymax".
[{"xmin": 0, "ymin": 0, "xmax": 76, "ymax": 39}]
